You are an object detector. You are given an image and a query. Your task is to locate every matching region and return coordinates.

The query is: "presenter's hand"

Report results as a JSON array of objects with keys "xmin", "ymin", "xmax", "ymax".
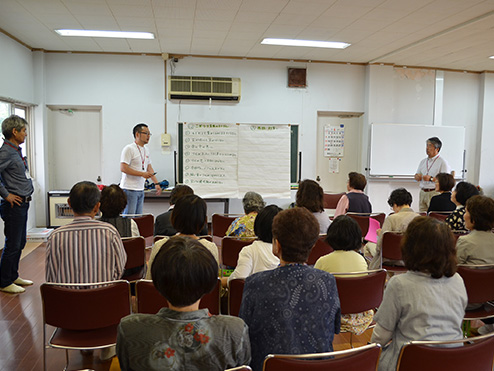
[
  {"xmin": 423, "ymin": 175, "xmax": 432, "ymax": 181},
  {"xmin": 155, "ymin": 184, "xmax": 162, "ymax": 195},
  {"xmin": 141, "ymin": 171, "xmax": 154, "ymax": 179},
  {"xmin": 6, "ymin": 193, "xmax": 22, "ymax": 207},
  {"xmin": 414, "ymin": 173, "xmax": 422, "ymax": 181}
]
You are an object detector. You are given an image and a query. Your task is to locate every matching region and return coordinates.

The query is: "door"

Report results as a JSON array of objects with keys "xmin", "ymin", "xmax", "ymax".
[
  {"xmin": 47, "ymin": 107, "xmax": 102, "ymax": 190},
  {"xmin": 316, "ymin": 114, "xmax": 362, "ymax": 193}
]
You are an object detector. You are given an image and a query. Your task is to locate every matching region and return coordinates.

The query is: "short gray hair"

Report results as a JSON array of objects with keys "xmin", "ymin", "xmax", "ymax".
[
  {"xmin": 2, "ymin": 115, "xmax": 27, "ymax": 140},
  {"xmin": 242, "ymin": 191, "xmax": 265, "ymax": 214}
]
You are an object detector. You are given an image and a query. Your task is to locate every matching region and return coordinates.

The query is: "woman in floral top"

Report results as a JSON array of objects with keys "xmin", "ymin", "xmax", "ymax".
[
  {"xmin": 445, "ymin": 181, "xmax": 479, "ymax": 231},
  {"xmin": 226, "ymin": 191, "xmax": 265, "ymax": 238}
]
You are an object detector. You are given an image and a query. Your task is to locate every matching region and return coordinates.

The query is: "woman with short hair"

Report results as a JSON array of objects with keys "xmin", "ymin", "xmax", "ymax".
[
  {"xmin": 445, "ymin": 181, "xmax": 480, "ymax": 231},
  {"xmin": 371, "ymin": 217, "xmax": 467, "ymax": 371},
  {"xmin": 99, "ymin": 184, "xmax": 140, "ymax": 237},
  {"xmin": 226, "ymin": 191, "xmax": 265, "ymax": 238},
  {"xmin": 296, "ymin": 179, "xmax": 331, "ymax": 233},
  {"xmin": 427, "ymin": 172, "xmax": 456, "ymax": 213}
]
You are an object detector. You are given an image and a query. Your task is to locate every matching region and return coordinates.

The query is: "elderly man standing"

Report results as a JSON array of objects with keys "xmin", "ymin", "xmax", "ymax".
[
  {"xmin": 0, "ymin": 115, "xmax": 34, "ymax": 294},
  {"xmin": 414, "ymin": 137, "xmax": 452, "ymax": 213},
  {"xmin": 120, "ymin": 123, "xmax": 162, "ymax": 215}
]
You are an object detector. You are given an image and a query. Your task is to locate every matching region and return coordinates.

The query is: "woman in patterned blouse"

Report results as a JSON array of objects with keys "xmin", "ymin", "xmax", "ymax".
[
  {"xmin": 445, "ymin": 181, "xmax": 479, "ymax": 231},
  {"xmin": 226, "ymin": 191, "xmax": 265, "ymax": 238}
]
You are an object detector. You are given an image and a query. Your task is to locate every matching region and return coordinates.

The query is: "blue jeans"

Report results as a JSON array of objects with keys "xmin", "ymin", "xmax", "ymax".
[
  {"xmin": 0, "ymin": 199, "xmax": 29, "ymax": 288},
  {"xmin": 122, "ymin": 189, "xmax": 144, "ymax": 215}
]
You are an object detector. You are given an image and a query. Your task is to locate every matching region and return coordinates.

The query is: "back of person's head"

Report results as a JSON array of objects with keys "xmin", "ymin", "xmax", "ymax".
[
  {"xmin": 99, "ymin": 184, "xmax": 127, "ymax": 217},
  {"xmin": 272, "ymin": 207, "xmax": 319, "ymax": 263},
  {"xmin": 325, "ymin": 215, "xmax": 362, "ymax": 251},
  {"xmin": 466, "ymin": 195, "xmax": 494, "ymax": 231},
  {"xmin": 2, "ymin": 115, "xmax": 27, "ymax": 139},
  {"xmin": 254, "ymin": 204, "xmax": 283, "ymax": 243},
  {"xmin": 133, "ymin": 123, "xmax": 148, "ymax": 138},
  {"xmin": 455, "ymin": 181, "xmax": 480, "ymax": 206},
  {"xmin": 171, "ymin": 194, "xmax": 207, "ymax": 235},
  {"xmin": 387, "ymin": 188, "xmax": 412, "ymax": 207},
  {"xmin": 296, "ymin": 179, "xmax": 324, "ymax": 213},
  {"xmin": 170, "ymin": 184, "xmax": 194, "ymax": 205},
  {"xmin": 427, "ymin": 137, "xmax": 442, "ymax": 151},
  {"xmin": 348, "ymin": 172, "xmax": 367, "ymax": 191},
  {"xmin": 242, "ymin": 191, "xmax": 265, "ymax": 214},
  {"xmin": 402, "ymin": 216, "xmax": 456, "ymax": 278},
  {"xmin": 151, "ymin": 236, "xmax": 218, "ymax": 307},
  {"xmin": 69, "ymin": 181, "xmax": 100, "ymax": 214},
  {"xmin": 436, "ymin": 173, "xmax": 455, "ymax": 192}
]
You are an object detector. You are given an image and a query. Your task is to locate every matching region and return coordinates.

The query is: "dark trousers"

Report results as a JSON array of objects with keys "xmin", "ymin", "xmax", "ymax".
[{"xmin": 0, "ymin": 199, "xmax": 29, "ymax": 288}]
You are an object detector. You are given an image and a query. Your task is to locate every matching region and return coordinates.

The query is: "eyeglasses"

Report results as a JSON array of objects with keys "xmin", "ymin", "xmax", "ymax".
[{"xmin": 140, "ymin": 131, "xmax": 152, "ymax": 136}]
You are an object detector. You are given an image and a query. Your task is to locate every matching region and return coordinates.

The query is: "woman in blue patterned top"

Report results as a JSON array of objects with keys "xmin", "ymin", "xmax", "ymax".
[{"xmin": 239, "ymin": 207, "xmax": 341, "ymax": 371}]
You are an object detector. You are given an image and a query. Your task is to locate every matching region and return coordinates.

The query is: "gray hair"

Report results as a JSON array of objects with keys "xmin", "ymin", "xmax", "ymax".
[
  {"xmin": 242, "ymin": 191, "xmax": 265, "ymax": 214},
  {"xmin": 427, "ymin": 137, "xmax": 442, "ymax": 151},
  {"xmin": 2, "ymin": 115, "xmax": 27, "ymax": 140}
]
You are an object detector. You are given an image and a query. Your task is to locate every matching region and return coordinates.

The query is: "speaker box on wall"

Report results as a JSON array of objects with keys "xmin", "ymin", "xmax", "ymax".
[{"xmin": 288, "ymin": 68, "xmax": 307, "ymax": 88}]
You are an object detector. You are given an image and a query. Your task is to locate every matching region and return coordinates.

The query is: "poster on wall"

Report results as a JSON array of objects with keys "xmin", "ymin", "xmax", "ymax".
[{"xmin": 324, "ymin": 124, "xmax": 345, "ymax": 157}]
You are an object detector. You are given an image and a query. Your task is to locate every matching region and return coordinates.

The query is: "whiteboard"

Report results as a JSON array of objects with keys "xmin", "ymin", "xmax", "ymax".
[{"xmin": 369, "ymin": 124, "xmax": 465, "ymax": 177}]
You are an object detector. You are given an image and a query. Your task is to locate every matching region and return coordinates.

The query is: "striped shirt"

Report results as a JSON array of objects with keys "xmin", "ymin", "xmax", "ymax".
[{"xmin": 45, "ymin": 216, "xmax": 127, "ymax": 284}]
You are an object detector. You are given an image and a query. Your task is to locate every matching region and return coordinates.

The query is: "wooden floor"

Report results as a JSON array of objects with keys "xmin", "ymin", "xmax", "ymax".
[{"xmin": 0, "ymin": 244, "xmax": 371, "ymax": 371}]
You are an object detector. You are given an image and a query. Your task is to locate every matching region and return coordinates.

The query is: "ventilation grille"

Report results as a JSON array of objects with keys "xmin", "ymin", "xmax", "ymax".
[{"xmin": 169, "ymin": 76, "xmax": 241, "ymax": 101}]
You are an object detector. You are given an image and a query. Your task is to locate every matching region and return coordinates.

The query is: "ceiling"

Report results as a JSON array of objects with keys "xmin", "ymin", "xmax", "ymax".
[{"xmin": 2, "ymin": 0, "xmax": 494, "ymax": 72}]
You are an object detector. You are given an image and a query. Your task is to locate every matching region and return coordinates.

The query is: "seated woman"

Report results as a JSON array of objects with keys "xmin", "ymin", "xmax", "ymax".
[
  {"xmin": 146, "ymin": 194, "xmax": 219, "ymax": 279},
  {"xmin": 371, "ymin": 217, "xmax": 467, "ymax": 371},
  {"xmin": 334, "ymin": 172, "xmax": 372, "ymax": 217},
  {"xmin": 315, "ymin": 215, "xmax": 372, "ymax": 335},
  {"xmin": 226, "ymin": 192, "xmax": 265, "ymax": 238},
  {"xmin": 223, "ymin": 205, "xmax": 282, "ymax": 287},
  {"xmin": 368, "ymin": 188, "xmax": 420, "ymax": 269},
  {"xmin": 296, "ymin": 179, "xmax": 331, "ymax": 233},
  {"xmin": 445, "ymin": 181, "xmax": 480, "ymax": 231},
  {"xmin": 117, "ymin": 237, "xmax": 251, "ymax": 371},
  {"xmin": 99, "ymin": 184, "xmax": 140, "ymax": 237},
  {"xmin": 427, "ymin": 172, "xmax": 456, "ymax": 213},
  {"xmin": 239, "ymin": 207, "xmax": 340, "ymax": 371}
]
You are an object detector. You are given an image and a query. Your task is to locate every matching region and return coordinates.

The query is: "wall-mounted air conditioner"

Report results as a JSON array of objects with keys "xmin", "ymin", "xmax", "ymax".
[{"xmin": 168, "ymin": 76, "xmax": 241, "ymax": 101}]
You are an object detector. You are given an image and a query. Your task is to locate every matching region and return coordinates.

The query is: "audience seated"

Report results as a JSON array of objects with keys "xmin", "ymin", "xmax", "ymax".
[
  {"xmin": 315, "ymin": 215, "xmax": 372, "ymax": 335},
  {"xmin": 368, "ymin": 188, "xmax": 420, "ymax": 269},
  {"xmin": 154, "ymin": 184, "xmax": 208, "ymax": 237},
  {"xmin": 334, "ymin": 172, "xmax": 372, "ymax": 217},
  {"xmin": 371, "ymin": 216, "xmax": 467, "ymax": 371},
  {"xmin": 296, "ymin": 179, "xmax": 331, "ymax": 233},
  {"xmin": 445, "ymin": 181, "xmax": 480, "ymax": 231},
  {"xmin": 147, "ymin": 195, "xmax": 219, "ymax": 279},
  {"xmin": 427, "ymin": 172, "xmax": 456, "ymax": 213},
  {"xmin": 45, "ymin": 181, "xmax": 127, "ymax": 284},
  {"xmin": 99, "ymin": 184, "xmax": 140, "ymax": 237},
  {"xmin": 222, "ymin": 205, "xmax": 282, "ymax": 287},
  {"xmin": 239, "ymin": 207, "xmax": 340, "ymax": 371},
  {"xmin": 117, "ymin": 237, "xmax": 251, "ymax": 370},
  {"xmin": 226, "ymin": 192, "xmax": 265, "ymax": 238}
]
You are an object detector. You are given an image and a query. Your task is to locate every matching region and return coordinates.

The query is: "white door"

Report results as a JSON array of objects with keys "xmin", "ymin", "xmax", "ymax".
[
  {"xmin": 316, "ymin": 114, "xmax": 362, "ymax": 193},
  {"xmin": 47, "ymin": 108, "xmax": 102, "ymax": 190}
]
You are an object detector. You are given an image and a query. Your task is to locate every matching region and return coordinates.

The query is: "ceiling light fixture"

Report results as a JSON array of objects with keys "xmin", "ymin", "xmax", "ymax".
[
  {"xmin": 261, "ymin": 38, "xmax": 350, "ymax": 49},
  {"xmin": 490, "ymin": 56, "xmax": 494, "ymax": 59},
  {"xmin": 55, "ymin": 29, "xmax": 155, "ymax": 39}
]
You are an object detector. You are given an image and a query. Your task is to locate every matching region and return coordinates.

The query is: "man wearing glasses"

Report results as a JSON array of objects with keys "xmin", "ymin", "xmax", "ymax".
[{"xmin": 120, "ymin": 123, "xmax": 161, "ymax": 215}]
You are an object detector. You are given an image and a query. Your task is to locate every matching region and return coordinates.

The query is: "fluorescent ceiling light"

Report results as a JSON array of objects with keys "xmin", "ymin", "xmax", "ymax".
[
  {"xmin": 261, "ymin": 38, "xmax": 350, "ymax": 49},
  {"xmin": 490, "ymin": 56, "xmax": 494, "ymax": 59},
  {"xmin": 55, "ymin": 29, "xmax": 154, "ymax": 39}
]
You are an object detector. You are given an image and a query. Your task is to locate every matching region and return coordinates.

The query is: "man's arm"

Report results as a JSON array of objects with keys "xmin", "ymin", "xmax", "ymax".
[
  {"xmin": 120, "ymin": 162, "xmax": 153, "ymax": 179},
  {"xmin": 146, "ymin": 164, "xmax": 162, "ymax": 195}
]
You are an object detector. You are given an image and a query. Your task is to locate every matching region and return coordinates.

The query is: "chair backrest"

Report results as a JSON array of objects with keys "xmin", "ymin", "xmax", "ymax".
[
  {"xmin": 334, "ymin": 269, "xmax": 387, "ymax": 315},
  {"xmin": 396, "ymin": 333, "xmax": 494, "ymax": 371},
  {"xmin": 136, "ymin": 279, "xmax": 221, "ymax": 315},
  {"xmin": 228, "ymin": 278, "xmax": 245, "ymax": 316},
  {"xmin": 323, "ymin": 193, "xmax": 345, "ymax": 209},
  {"xmin": 40, "ymin": 280, "xmax": 131, "ymax": 331},
  {"xmin": 222, "ymin": 237, "xmax": 255, "ymax": 267},
  {"xmin": 347, "ymin": 213, "xmax": 385, "ymax": 238},
  {"xmin": 212, "ymin": 213, "xmax": 242, "ymax": 237},
  {"xmin": 263, "ymin": 343, "xmax": 381, "ymax": 371},
  {"xmin": 121, "ymin": 236, "xmax": 146, "ymax": 270},
  {"xmin": 306, "ymin": 235, "xmax": 333, "ymax": 265},
  {"xmin": 131, "ymin": 214, "xmax": 154, "ymax": 237},
  {"xmin": 457, "ymin": 265, "xmax": 494, "ymax": 304},
  {"xmin": 381, "ymin": 232, "xmax": 403, "ymax": 261},
  {"xmin": 428, "ymin": 211, "xmax": 451, "ymax": 222}
]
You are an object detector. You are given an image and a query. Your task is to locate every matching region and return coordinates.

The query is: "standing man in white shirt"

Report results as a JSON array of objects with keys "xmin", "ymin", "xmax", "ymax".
[
  {"xmin": 414, "ymin": 137, "xmax": 452, "ymax": 212},
  {"xmin": 120, "ymin": 123, "xmax": 161, "ymax": 215}
]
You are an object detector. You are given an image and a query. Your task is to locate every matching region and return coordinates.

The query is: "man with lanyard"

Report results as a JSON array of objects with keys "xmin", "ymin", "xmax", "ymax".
[
  {"xmin": 414, "ymin": 137, "xmax": 452, "ymax": 213},
  {"xmin": 120, "ymin": 123, "xmax": 161, "ymax": 215},
  {"xmin": 0, "ymin": 115, "xmax": 34, "ymax": 294}
]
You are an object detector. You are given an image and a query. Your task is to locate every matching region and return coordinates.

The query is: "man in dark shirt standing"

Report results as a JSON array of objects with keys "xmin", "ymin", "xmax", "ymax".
[{"xmin": 0, "ymin": 115, "xmax": 34, "ymax": 294}]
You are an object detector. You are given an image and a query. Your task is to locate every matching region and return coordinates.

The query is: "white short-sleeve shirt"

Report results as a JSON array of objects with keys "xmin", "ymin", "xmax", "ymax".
[
  {"xmin": 120, "ymin": 142, "xmax": 151, "ymax": 191},
  {"xmin": 416, "ymin": 154, "xmax": 451, "ymax": 190}
]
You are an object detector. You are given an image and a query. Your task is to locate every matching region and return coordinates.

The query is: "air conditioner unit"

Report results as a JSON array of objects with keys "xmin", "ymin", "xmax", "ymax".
[{"xmin": 168, "ymin": 76, "xmax": 241, "ymax": 101}]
